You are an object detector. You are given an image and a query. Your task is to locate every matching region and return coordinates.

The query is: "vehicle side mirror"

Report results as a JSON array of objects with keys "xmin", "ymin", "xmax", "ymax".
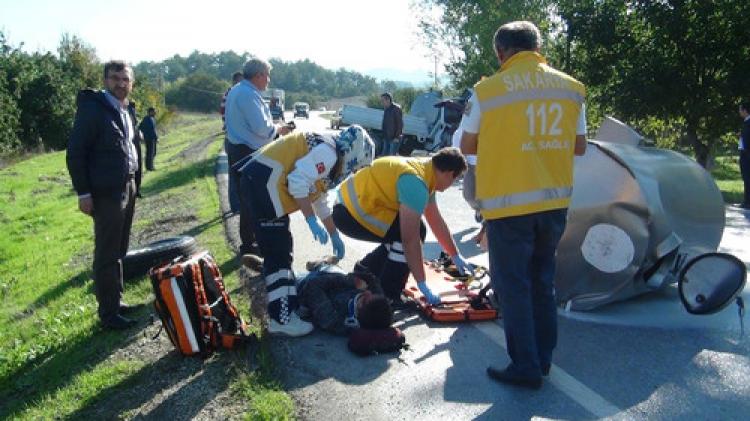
[{"xmin": 678, "ymin": 252, "xmax": 746, "ymax": 315}]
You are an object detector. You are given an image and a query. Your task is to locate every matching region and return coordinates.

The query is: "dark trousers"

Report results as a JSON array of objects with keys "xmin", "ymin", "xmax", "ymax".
[
  {"xmin": 226, "ymin": 140, "xmax": 256, "ymax": 252},
  {"xmin": 740, "ymin": 150, "xmax": 750, "ymax": 205},
  {"xmin": 145, "ymin": 138, "xmax": 157, "ymax": 170},
  {"xmin": 225, "ymin": 139, "xmax": 254, "ymax": 214},
  {"xmin": 241, "ymin": 164, "xmax": 296, "ymax": 323},
  {"xmin": 486, "ymin": 208, "xmax": 567, "ymax": 378},
  {"xmin": 92, "ymin": 179, "xmax": 137, "ymax": 322},
  {"xmin": 332, "ymin": 204, "xmax": 425, "ymax": 300}
]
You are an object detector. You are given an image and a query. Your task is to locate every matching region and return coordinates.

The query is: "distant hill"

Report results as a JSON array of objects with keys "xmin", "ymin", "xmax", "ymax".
[
  {"xmin": 134, "ymin": 51, "xmax": 381, "ymax": 100},
  {"xmin": 363, "ymin": 67, "xmax": 439, "ymax": 88}
]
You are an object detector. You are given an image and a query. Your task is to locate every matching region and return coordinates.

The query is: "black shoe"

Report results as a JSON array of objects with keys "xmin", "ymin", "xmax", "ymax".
[
  {"xmin": 487, "ymin": 365, "xmax": 542, "ymax": 390},
  {"xmin": 241, "ymin": 254, "xmax": 264, "ymax": 271},
  {"xmin": 103, "ymin": 314, "xmax": 137, "ymax": 330}
]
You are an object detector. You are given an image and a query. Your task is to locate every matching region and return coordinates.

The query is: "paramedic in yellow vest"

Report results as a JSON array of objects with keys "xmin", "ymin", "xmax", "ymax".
[
  {"xmin": 333, "ymin": 147, "xmax": 473, "ymax": 305},
  {"xmin": 239, "ymin": 126, "xmax": 375, "ymax": 337},
  {"xmin": 461, "ymin": 21, "xmax": 587, "ymax": 390}
]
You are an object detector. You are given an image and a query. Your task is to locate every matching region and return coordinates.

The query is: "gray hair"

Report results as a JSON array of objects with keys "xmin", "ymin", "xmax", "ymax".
[
  {"xmin": 242, "ymin": 58, "xmax": 272, "ymax": 80},
  {"xmin": 494, "ymin": 21, "xmax": 541, "ymax": 53}
]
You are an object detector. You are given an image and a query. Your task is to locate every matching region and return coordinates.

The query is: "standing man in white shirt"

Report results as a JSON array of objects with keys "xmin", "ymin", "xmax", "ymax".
[{"xmin": 224, "ymin": 58, "xmax": 292, "ymax": 255}]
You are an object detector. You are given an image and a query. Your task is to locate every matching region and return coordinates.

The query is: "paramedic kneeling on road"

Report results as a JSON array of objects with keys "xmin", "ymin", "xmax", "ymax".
[
  {"xmin": 461, "ymin": 21, "xmax": 587, "ymax": 390},
  {"xmin": 239, "ymin": 125, "xmax": 374, "ymax": 337},
  {"xmin": 332, "ymin": 148, "xmax": 472, "ymax": 305}
]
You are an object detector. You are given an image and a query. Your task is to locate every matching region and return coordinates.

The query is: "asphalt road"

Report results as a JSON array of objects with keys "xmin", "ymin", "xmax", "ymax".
[{"xmin": 221, "ymin": 111, "xmax": 750, "ymax": 420}]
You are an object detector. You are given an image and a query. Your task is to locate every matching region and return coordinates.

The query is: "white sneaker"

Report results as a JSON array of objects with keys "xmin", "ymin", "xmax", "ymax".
[{"xmin": 267, "ymin": 312, "xmax": 314, "ymax": 337}]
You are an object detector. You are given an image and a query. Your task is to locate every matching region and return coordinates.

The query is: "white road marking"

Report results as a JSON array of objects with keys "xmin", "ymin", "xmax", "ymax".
[{"xmin": 474, "ymin": 321, "xmax": 622, "ymax": 418}]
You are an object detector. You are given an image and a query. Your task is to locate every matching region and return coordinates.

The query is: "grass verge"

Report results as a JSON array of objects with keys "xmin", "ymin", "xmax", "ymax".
[
  {"xmin": 711, "ymin": 155, "xmax": 744, "ymax": 204},
  {"xmin": 0, "ymin": 112, "xmax": 293, "ymax": 420}
]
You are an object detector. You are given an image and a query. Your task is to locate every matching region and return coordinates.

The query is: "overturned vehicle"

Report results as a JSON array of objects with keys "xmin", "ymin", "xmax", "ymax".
[{"xmin": 555, "ymin": 117, "xmax": 746, "ymax": 315}]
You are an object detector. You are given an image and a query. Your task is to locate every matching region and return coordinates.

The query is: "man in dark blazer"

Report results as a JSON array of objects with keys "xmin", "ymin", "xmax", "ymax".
[
  {"xmin": 66, "ymin": 60, "xmax": 142, "ymax": 330},
  {"xmin": 738, "ymin": 101, "xmax": 750, "ymax": 209}
]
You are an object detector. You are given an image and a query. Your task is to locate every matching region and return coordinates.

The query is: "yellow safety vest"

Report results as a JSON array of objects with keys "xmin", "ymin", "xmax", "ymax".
[
  {"xmin": 474, "ymin": 51, "xmax": 585, "ymax": 219},
  {"xmin": 253, "ymin": 132, "xmax": 331, "ymax": 218},
  {"xmin": 339, "ymin": 156, "xmax": 435, "ymax": 237}
]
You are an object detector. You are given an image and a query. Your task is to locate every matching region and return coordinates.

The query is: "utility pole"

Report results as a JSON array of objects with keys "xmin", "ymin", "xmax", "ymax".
[{"xmin": 434, "ymin": 55, "xmax": 438, "ymax": 89}]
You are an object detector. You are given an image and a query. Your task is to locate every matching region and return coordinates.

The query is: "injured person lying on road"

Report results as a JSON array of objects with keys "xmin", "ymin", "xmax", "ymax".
[{"xmin": 297, "ymin": 260, "xmax": 393, "ymax": 336}]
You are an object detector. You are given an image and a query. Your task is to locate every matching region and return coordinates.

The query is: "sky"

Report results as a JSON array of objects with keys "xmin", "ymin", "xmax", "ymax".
[{"xmin": 0, "ymin": 0, "xmax": 444, "ymax": 85}]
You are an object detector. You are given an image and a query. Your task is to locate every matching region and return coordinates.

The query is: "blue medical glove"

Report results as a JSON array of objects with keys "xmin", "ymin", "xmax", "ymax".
[
  {"xmin": 451, "ymin": 254, "xmax": 475, "ymax": 276},
  {"xmin": 417, "ymin": 281, "xmax": 441, "ymax": 305},
  {"xmin": 331, "ymin": 231, "xmax": 345, "ymax": 259},
  {"xmin": 305, "ymin": 215, "xmax": 329, "ymax": 245}
]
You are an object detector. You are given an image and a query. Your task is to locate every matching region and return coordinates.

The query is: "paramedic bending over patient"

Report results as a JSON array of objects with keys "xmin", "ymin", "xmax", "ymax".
[
  {"xmin": 332, "ymin": 148, "xmax": 473, "ymax": 305},
  {"xmin": 238, "ymin": 126, "xmax": 375, "ymax": 337}
]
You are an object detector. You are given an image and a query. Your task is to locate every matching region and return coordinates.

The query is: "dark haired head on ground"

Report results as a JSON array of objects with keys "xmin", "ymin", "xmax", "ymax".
[
  {"xmin": 432, "ymin": 147, "xmax": 468, "ymax": 178},
  {"xmin": 103, "ymin": 60, "xmax": 131, "ymax": 79},
  {"xmin": 494, "ymin": 20, "xmax": 541, "ymax": 54},
  {"xmin": 357, "ymin": 293, "xmax": 393, "ymax": 330}
]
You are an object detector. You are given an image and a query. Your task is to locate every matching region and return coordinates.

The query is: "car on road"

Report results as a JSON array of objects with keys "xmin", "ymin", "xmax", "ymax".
[
  {"xmin": 294, "ymin": 102, "xmax": 310, "ymax": 119},
  {"xmin": 330, "ymin": 108, "xmax": 347, "ymax": 130}
]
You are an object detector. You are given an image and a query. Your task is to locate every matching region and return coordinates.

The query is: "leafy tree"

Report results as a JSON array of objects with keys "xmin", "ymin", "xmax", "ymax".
[
  {"xmin": 165, "ymin": 72, "xmax": 227, "ymax": 113},
  {"xmin": 0, "ymin": 69, "xmax": 21, "ymax": 154},
  {"xmin": 558, "ymin": 0, "xmax": 750, "ymax": 166},
  {"xmin": 58, "ymin": 33, "xmax": 100, "ymax": 90},
  {"xmin": 416, "ymin": 0, "xmax": 557, "ymax": 90}
]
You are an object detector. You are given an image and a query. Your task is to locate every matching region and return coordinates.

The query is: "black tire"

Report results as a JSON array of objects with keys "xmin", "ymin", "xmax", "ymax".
[{"xmin": 122, "ymin": 236, "xmax": 200, "ymax": 280}]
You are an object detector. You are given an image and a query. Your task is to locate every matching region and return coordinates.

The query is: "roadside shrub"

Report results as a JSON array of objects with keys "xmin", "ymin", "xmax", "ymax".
[
  {"xmin": 0, "ymin": 73, "xmax": 21, "ymax": 154},
  {"xmin": 165, "ymin": 72, "xmax": 227, "ymax": 113}
]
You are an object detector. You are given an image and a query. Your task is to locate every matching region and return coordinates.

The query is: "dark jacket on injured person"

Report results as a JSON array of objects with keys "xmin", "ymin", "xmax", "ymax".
[{"xmin": 298, "ymin": 266, "xmax": 385, "ymax": 335}]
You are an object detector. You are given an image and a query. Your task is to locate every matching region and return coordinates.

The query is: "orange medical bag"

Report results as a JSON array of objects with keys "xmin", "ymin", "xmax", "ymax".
[{"xmin": 149, "ymin": 251, "xmax": 253, "ymax": 357}]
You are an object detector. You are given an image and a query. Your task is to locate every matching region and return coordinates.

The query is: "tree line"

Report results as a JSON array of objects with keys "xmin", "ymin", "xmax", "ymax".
[
  {"xmin": 417, "ymin": 0, "xmax": 750, "ymax": 167},
  {"xmin": 136, "ymin": 52, "xmax": 381, "ymax": 112},
  {"xmin": 0, "ymin": 33, "xmax": 162, "ymax": 157},
  {"xmin": 0, "ymin": 37, "xmax": 386, "ymax": 156}
]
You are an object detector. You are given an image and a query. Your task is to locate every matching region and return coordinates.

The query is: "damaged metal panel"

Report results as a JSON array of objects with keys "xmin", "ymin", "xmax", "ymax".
[{"xmin": 555, "ymin": 139, "xmax": 726, "ymax": 311}]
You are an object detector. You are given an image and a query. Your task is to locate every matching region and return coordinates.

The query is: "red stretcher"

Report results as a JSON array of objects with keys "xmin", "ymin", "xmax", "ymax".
[{"xmin": 403, "ymin": 257, "xmax": 499, "ymax": 322}]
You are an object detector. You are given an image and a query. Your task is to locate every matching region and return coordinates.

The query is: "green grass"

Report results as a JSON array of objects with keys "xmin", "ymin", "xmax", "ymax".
[
  {"xmin": 711, "ymin": 155, "xmax": 744, "ymax": 204},
  {"xmin": 0, "ymin": 113, "xmax": 293, "ymax": 420}
]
